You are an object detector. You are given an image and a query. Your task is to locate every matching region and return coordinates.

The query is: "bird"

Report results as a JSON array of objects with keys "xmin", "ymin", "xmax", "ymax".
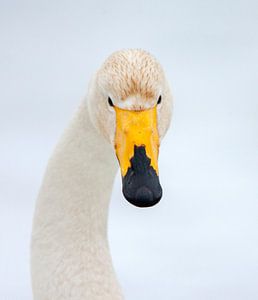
[{"xmin": 31, "ymin": 49, "xmax": 172, "ymax": 300}]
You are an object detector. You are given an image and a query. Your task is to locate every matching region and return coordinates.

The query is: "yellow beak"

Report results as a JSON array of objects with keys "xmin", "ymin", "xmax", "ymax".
[
  {"xmin": 114, "ymin": 106, "xmax": 160, "ymax": 177},
  {"xmin": 114, "ymin": 106, "xmax": 162, "ymax": 207}
]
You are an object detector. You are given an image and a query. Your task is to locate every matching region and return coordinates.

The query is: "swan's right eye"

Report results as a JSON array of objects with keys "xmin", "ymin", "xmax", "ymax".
[{"xmin": 108, "ymin": 97, "xmax": 114, "ymax": 107}]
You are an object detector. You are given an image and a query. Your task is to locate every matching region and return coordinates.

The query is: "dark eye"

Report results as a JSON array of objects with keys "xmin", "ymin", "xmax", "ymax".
[
  {"xmin": 108, "ymin": 97, "xmax": 114, "ymax": 107},
  {"xmin": 157, "ymin": 95, "xmax": 162, "ymax": 105}
]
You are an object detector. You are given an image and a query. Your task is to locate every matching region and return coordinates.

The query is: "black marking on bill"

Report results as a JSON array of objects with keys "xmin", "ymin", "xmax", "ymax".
[{"xmin": 122, "ymin": 146, "xmax": 162, "ymax": 207}]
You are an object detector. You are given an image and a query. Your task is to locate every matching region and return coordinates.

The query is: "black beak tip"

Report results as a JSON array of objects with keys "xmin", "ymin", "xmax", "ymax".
[
  {"xmin": 123, "ymin": 186, "xmax": 162, "ymax": 208},
  {"xmin": 121, "ymin": 145, "xmax": 163, "ymax": 208}
]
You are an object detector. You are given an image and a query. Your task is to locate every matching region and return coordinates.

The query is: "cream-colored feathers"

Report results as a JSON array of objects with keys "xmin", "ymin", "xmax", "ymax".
[
  {"xmin": 31, "ymin": 49, "xmax": 172, "ymax": 300},
  {"xmin": 88, "ymin": 49, "xmax": 172, "ymax": 144}
]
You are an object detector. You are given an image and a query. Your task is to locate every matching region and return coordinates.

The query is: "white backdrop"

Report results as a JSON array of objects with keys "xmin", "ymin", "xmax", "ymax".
[{"xmin": 1, "ymin": 0, "xmax": 257, "ymax": 299}]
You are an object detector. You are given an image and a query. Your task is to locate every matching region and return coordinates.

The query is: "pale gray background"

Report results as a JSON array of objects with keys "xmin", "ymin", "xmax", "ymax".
[{"xmin": 0, "ymin": 0, "xmax": 257, "ymax": 299}]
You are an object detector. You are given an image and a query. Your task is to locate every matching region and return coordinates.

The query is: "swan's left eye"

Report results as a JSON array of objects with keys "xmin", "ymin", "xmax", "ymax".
[
  {"xmin": 157, "ymin": 95, "xmax": 162, "ymax": 105},
  {"xmin": 108, "ymin": 97, "xmax": 114, "ymax": 107}
]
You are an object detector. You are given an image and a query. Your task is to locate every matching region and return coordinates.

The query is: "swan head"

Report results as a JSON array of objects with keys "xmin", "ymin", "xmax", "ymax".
[{"xmin": 88, "ymin": 49, "xmax": 172, "ymax": 208}]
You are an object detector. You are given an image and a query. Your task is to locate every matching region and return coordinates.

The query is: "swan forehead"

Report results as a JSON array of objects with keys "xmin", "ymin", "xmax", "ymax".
[
  {"xmin": 116, "ymin": 95, "xmax": 156, "ymax": 110},
  {"xmin": 97, "ymin": 49, "xmax": 165, "ymax": 103}
]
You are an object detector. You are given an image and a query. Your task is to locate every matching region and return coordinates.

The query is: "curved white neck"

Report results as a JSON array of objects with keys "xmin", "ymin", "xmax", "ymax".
[{"xmin": 31, "ymin": 101, "xmax": 123, "ymax": 299}]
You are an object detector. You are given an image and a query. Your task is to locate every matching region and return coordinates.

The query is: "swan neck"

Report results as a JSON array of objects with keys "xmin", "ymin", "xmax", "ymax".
[{"xmin": 45, "ymin": 101, "xmax": 118, "ymax": 234}]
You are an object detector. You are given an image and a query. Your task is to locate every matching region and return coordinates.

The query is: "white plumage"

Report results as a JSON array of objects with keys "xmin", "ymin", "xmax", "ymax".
[{"xmin": 31, "ymin": 49, "xmax": 172, "ymax": 299}]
